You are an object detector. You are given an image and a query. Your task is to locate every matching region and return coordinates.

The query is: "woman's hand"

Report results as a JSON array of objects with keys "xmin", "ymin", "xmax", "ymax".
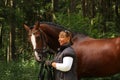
[
  {"xmin": 52, "ymin": 62, "xmax": 56, "ymax": 68},
  {"xmin": 45, "ymin": 60, "xmax": 53, "ymax": 66}
]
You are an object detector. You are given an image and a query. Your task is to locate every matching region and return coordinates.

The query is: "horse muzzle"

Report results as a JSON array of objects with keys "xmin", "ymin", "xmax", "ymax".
[
  {"xmin": 34, "ymin": 49, "xmax": 48, "ymax": 62},
  {"xmin": 34, "ymin": 51, "xmax": 42, "ymax": 62}
]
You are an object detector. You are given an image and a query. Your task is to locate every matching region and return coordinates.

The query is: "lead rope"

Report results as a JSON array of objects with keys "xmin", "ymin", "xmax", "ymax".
[
  {"xmin": 38, "ymin": 62, "xmax": 45, "ymax": 80},
  {"xmin": 45, "ymin": 53, "xmax": 55, "ymax": 80}
]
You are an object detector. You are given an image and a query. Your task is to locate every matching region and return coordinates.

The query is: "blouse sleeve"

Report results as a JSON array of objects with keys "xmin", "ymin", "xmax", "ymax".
[{"xmin": 56, "ymin": 56, "xmax": 73, "ymax": 72}]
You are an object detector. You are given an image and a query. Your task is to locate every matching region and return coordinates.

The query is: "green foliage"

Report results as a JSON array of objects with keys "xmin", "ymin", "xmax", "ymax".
[
  {"xmin": 55, "ymin": 12, "xmax": 90, "ymax": 35},
  {"xmin": 89, "ymin": 13, "xmax": 119, "ymax": 38},
  {"xmin": 1, "ymin": 60, "xmax": 120, "ymax": 80},
  {"xmin": 0, "ymin": 60, "xmax": 39, "ymax": 80},
  {"xmin": 55, "ymin": 12, "xmax": 119, "ymax": 39}
]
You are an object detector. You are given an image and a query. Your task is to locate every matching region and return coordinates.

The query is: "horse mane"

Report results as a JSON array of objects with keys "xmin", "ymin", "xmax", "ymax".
[
  {"xmin": 28, "ymin": 22, "xmax": 65, "ymax": 30},
  {"xmin": 40, "ymin": 22, "xmax": 65, "ymax": 29},
  {"xmin": 40, "ymin": 22, "xmax": 90, "ymax": 41}
]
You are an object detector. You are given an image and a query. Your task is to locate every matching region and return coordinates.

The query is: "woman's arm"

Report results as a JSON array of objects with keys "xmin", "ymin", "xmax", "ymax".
[{"xmin": 52, "ymin": 57, "xmax": 73, "ymax": 72}]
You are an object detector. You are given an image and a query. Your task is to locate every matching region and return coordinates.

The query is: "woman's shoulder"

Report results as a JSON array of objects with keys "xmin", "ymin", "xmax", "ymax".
[
  {"xmin": 64, "ymin": 47, "xmax": 74, "ymax": 52},
  {"xmin": 62, "ymin": 47, "xmax": 76, "ymax": 57}
]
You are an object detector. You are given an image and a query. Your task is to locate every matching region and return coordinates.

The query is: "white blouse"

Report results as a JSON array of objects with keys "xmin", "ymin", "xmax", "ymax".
[{"xmin": 56, "ymin": 57, "xmax": 73, "ymax": 72}]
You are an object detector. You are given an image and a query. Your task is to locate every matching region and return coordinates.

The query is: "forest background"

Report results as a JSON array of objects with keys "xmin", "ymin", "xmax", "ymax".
[{"xmin": 0, "ymin": 0, "xmax": 120, "ymax": 80}]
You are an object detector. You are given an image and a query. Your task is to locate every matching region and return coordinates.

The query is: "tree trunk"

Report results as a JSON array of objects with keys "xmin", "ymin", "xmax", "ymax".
[
  {"xmin": 115, "ymin": 0, "xmax": 119, "ymax": 17},
  {"xmin": 0, "ymin": 23, "xmax": 3, "ymax": 48},
  {"xmin": 51, "ymin": 0, "xmax": 56, "ymax": 22},
  {"xmin": 91, "ymin": 0, "xmax": 95, "ymax": 18},
  {"xmin": 115, "ymin": 0, "xmax": 120, "ymax": 32},
  {"xmin": 81, "ymin": 0, "xmax": 86, "ymax": 17},
  {"xmin": 9, "ymin": 22, "xmax": 16, "ymax": 61},
  {"xmin": 7, "ymin": 0, "xmax": 16, "ymax": 62},
  {"xmin": 53, "ymin": 0, "xmax": 59, "ymax": 12},
  {"xmin": 69, "ymin": 0, "xmax": 76, "ymax": 13}
]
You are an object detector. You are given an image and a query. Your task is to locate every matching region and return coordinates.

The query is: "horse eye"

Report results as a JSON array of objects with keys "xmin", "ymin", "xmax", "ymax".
[
  {"xmin": 36, "ymin": 34, "xmax": 40, "ymax": 37},
  {"xmin": 33, "ymin": 33, "xmax": 36, "ymax": 35}
]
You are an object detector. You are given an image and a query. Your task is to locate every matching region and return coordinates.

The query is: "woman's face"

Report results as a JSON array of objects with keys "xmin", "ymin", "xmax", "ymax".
[{"xmin": 58, "ymin": 32, "xmax": 70, "ymax": 46}]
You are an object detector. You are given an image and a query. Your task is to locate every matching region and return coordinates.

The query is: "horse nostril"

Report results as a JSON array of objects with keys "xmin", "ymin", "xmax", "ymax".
[{"xmin": 39, "ymin": 56, "xmax": 42, "ymax": 60}]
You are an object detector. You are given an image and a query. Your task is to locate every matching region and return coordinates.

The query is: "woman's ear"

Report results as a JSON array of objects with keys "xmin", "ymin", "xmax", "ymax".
[{"xmin": 67, "ymin": 37, "xmax": 71, "ymax": 42}]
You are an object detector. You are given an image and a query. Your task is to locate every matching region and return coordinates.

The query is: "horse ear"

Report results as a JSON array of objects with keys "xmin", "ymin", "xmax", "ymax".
[
  {"xmin": 34, "ymin": 21, "xmax": 40, "ymax": 29},
  {"xmin": 24, "ymin": 24, "xmax": 30, "ymax": 32}
]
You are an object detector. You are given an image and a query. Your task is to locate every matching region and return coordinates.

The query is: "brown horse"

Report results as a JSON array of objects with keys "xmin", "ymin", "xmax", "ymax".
[
  {"xmin": 24, "ymin": 21, "xmax": 120, "ymax": 79},
  {"xmin": 72, "ymin": 34, "xmax": 120, "ymax": 79}
]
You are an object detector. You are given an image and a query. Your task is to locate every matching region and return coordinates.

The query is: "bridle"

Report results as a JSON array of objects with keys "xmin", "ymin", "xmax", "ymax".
[
  {"xmin": 33, "ymin": 29, "xmax": 48, "ymax": 53},
  {"xmin": 33, "ymin": 28, "xmax": 56, "ymax": 61},
  {"xmin": 31, "ymin": 28, "xmax": 56, "ymax": 80}
]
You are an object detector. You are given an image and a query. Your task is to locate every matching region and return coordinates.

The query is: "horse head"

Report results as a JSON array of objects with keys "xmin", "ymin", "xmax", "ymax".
[
  {"xmin": 24, "ymin": 21, "xmax": 68, "ymax": 62},
  {"xmin": 24, "ymin": 21, "xmax": 49, "ymax": 62}
]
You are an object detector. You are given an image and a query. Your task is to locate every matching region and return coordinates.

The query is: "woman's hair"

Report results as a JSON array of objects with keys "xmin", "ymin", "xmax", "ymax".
[{"xmin": 62, "ymin": 30, "xmax": 72, "ymax": 38}]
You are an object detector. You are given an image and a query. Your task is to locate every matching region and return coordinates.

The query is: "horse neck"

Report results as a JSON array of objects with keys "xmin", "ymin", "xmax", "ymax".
[
  {"xmin": 40, "ymin": 26, "xmax": 62, "ymax": 51},
  {"xmin": 46, "ymin": 34, "xmax": 59, "ymax": 51}
]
